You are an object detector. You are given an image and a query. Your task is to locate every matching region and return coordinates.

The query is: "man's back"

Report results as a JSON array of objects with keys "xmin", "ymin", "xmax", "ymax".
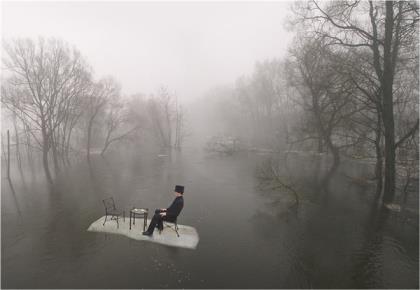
[{"xmin": 166, "ymin": 196, "xmax": 184, "ymax": 220}]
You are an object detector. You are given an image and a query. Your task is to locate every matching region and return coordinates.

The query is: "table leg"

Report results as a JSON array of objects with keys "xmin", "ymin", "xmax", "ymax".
[
  {"xmin": 143, "ymin": 214, "xmax": 147, "ymax": 231},
  {"xmin": 129, "ymin": 212, "xmax": 132, "ymax": 230}
]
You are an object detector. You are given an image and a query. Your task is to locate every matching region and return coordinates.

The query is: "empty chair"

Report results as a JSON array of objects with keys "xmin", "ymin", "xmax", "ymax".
[{"xmin": 102, "ymin": 197, "xmax": 124, "ymax": 228}]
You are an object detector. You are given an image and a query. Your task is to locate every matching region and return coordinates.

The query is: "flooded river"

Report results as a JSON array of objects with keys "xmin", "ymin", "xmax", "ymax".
[{"xmin": 2, "ymin": 147, "xmax": 418, "ymax": 288}]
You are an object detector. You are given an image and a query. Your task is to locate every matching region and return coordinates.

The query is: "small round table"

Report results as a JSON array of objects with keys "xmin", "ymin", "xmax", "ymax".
[{"xmin": 129, "ymin": 208, "xmax": 148, "ymax": 231}]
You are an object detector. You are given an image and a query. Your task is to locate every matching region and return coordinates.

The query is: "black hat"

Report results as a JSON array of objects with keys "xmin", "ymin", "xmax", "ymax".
[{"xmin": 175, "ymin": 185, "xmax": 184, "ymax": 193}]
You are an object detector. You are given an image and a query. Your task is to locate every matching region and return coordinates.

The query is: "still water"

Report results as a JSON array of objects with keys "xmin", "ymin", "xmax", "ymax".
[{"xmin": 2, "ymin": 147, "xmax": 419, "ymax": 288}]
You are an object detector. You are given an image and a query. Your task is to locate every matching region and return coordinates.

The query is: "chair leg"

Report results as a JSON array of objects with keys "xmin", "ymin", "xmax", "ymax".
[
  {"xmin": 103, "ymin": 215, "xmax": 108, "ymax": 226},
  {"xmin": 175, "ymin": 223, "xmax": 180, "ymax": 237},
  {"xmin": 116, "ymin": 215, "xmax": 119, "ymax": 229},
  {"xmin": 162, "ymin": 222, "xmax": 180, "ymax": 237}
]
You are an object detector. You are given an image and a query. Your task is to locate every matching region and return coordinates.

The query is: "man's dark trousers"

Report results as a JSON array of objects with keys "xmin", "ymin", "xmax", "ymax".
[
  {"xmin": 146, "ymin": 209, "xmax": 167, "ymax": 233},
  {"xmin": 145, "ymin": 195, "xmax": 183, "ymax": 234}
]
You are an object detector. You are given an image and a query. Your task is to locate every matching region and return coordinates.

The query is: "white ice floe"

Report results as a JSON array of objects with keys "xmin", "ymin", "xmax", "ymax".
[
  {"xmin": 384, "ymin": 203, "xmax": 402, "ymax": 212},
  {"xmin": 87, "ymin": 216, "xmax": 199, "ymax": 250}
]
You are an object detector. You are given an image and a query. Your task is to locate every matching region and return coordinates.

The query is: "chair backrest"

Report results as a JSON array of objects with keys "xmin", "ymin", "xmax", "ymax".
[
  {"xmin": 102, "ymin": 197, "xmax": 116, "ymax": 213},
  {"xmin": 166, "ymin": 214, "xmax": 179, "ymax": 224}
]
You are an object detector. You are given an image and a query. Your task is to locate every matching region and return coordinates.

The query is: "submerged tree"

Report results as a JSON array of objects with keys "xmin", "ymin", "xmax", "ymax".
[
  {"xmin": 2, "ymin": 38, "xmax": 91, "ymax": 184},
  {"xmin": 100, "ymin": 96, "xmax": 141, "ymax": 156},
  {"xmin": 84, "ymin": 77, "xmax": 120, "ymax": 160},
  {"xmin": 174, "ymin": 95, "xmax": 187, "ymax": 149},
  {"xmin": 235, "ymin": 60, "xmax": 287, "ymax": 149},
  {"xmin": 286, "ymin": 38, "xmax": 363, "ymax": 182},
  {"xmin": 146, "ymin": 86, "xmax": 187, "ymax": 149},
  {"xmin": 292, "ymin": 0, "xmax": 419, "ymax": 204}
]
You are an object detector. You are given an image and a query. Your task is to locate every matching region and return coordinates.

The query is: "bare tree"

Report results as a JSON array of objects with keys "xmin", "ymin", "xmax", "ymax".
[
  {"xmin": 159, "ymin": 86, "xmax": 174, "ymax": 148},
  {"xmin": 2, "ymin": 38, "xmax": 91, "ymax": 184},
  {"xmin": 173, "ymin": 95, "xmax": 189, "ymax": 149},
  {"xmin": 233, "ymin": 59, "xmax": 294, "ymax": 150},
  {"xmin": 287, "ymin": 38, "xmax": 362, "ymax": 181},
  {"xmin": 84, "ymin": 77, "xmax": 119, "ymax": 160},
  {"xmin": 147, "ymin": 98, "xmax": 167, "ymax": 148},
  {"xmin": 292, "ymin": 0, "xmax": 419, "ymax": 203},
  {"xmin": 100, "ymin": 97, "xmax": 141, "ymax": 156},
  {"xmin": 146, "ymin": 86, "xmax": 175, "ymax": 148}
]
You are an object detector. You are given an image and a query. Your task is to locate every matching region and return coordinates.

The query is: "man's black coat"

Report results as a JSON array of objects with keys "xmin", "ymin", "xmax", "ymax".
[
  {"xmin": 165, "ymin": 196, "xmax": 184, "ymax": 221},
  {"xmin": 145, "ymin": 195, "xmax": 184, "ymax": 233}
]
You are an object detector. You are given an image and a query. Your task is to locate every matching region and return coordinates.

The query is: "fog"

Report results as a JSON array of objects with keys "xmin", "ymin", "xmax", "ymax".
[
  {"xmin": 3, "ymin": 1, "xmax": 293, "ymax": 102},
  {"xmin": 1, "ymin": 1, "xmax": 418, "ymax": 289}
]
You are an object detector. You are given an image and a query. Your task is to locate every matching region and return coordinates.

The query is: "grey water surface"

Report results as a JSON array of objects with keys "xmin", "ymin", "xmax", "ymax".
[{"xmin": 2, "ymin": 148, "xmax": 418, "ymax": 288}]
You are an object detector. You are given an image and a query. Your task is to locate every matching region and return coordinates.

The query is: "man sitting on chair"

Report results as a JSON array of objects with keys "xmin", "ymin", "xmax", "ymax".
[{"xmin": 142, "ymin": 185, "xmax": 184, "ymax": 236}]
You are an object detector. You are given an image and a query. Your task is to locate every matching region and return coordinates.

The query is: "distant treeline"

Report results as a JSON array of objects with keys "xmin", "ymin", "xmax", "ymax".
[
  {"xmin": 2, "ymin": 38, "xmax": 186, "ymax": 185},
  {"xmin": 206, "ymin": 1, "xmax": 419, "ymax": 205}
]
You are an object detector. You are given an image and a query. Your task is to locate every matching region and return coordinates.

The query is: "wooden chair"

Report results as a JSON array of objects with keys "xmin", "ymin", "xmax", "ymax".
[{"xmin": 102, "ymin": 197, "xmax": 124, "ymax": 228}]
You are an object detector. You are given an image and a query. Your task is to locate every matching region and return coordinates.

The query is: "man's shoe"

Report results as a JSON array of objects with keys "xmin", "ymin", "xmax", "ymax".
[{"xmin": 142, "ymin": 231, "xmax": 152, "ymax": 236}]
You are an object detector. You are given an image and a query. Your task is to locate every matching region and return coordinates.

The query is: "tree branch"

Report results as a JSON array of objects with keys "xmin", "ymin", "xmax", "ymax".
[{"xmin": 395, "ymin": 118, "xmax": 419, "ymax": 149}]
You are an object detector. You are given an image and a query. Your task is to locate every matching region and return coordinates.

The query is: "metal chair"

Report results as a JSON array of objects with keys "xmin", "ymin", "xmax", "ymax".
[
  {"xmin": 160, "ymin": 218, "xmax": 180, "ymax": 237},
  {"xmin": 102, "ymin": 197, "xmax": 124, "ymax": 228}
]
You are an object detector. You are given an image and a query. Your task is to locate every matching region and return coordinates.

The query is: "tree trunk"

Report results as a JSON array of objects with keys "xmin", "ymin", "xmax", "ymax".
[
  {"xmin": 152, "ymin": 103, "xmax": 167, "ymax": 147},
  {"xmin": 87, "ymin": 117, "xmax": 94, "ymax": 160},
  {"xmin": 6, "ymin": 130, "xmax": 21, "ymax": 216},
  {"xmin": 382, "ymin": 1, "xmax": 396, "ymax": 204},
  {"xmin": 165, "ymin": 106, "xmax": 171, "ymax": 148},
  {"xmin": 100, "ymin": 143, "xmax": 110, "ymax": 156},
  {"xmin": 41, "ymin": 126, "xmax": 54, "ymax": 185},
  {"xmin": 51, "ymin": 131, "xmax": 61, "ymax": 174},
  {"xmin": 382, "ymin": 119, "xmax": 396, "ymax": 204},
  {"xmin": 374, "ymin": 111, "xmax": 384, "ymax": 200},
  {"xmin": 318, "ymin": 136, "xmax": 324, "ymax": 153},
  {"xmin": 100, "ymin": 129, "xmax": 112, "ymax": 156},
  {"xmin": 24, "ymin": 122, "xmax": 34, "ymax": 168},
  {"xmin": 60, "ymin": 124, "xmax": 68, "ymax": 167},
  {"xmin": 7, "ymin": 130, "xmax": 11, "ymax": 181},
  {"xmin": 65, "ymin": 122, "xmax": 76, "ymax": 166},
  {"xmin": 12, "ymin": 115, "xmax": 25, "ymax": 183},
  {"xmin": 323, "ymin": 135, "xmax": 340, "ymax": 184}
]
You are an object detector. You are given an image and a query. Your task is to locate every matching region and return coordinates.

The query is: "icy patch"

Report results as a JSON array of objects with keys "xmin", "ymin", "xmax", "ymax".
[
  {"xmin": 384, "ymin": 203, "xmax": 402, "ymax": 212},
  {"xmin": 87, "ymin": 216, "xmax": 199, "ymax": 250}
]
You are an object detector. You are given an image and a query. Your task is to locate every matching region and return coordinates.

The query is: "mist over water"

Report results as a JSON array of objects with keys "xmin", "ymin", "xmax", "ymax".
[
  {"xmin": 2, "ymin": 145, "xmax": 419, "ymax": 288},
  {"xmin": 2, "ymin": 1, "xmax": 419, "ymax": 289}
]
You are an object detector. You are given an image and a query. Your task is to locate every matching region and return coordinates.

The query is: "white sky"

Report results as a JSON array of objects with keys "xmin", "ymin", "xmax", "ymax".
[{"xmin": 2, "ymin": 1, "xmax": 294, "ymax": 102}]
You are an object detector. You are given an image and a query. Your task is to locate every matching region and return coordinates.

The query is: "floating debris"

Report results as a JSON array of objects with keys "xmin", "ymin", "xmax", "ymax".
[
  {"xmin": 384, "ymin": 203, "xmax": 401, "ymax": 212},
  {"xmin": 205, "ymin": 135, "xmax": 241, "ymax": 154}
]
